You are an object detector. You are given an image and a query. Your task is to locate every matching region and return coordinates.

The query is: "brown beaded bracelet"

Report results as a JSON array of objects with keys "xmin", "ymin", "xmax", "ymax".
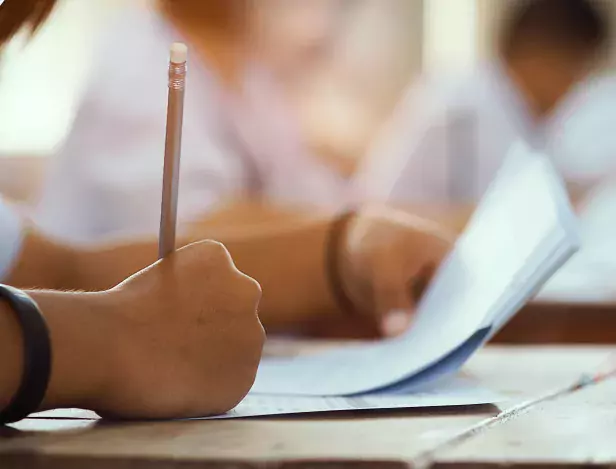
[{"xmin": 325, "ymin": 211, "xmax": 359, "ymax": 316}]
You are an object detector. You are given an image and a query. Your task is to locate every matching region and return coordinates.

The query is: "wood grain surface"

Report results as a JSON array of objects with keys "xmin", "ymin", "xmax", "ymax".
[{"xmin": 1, "ymin": 346, "xmax": 614, "ymax": 468}]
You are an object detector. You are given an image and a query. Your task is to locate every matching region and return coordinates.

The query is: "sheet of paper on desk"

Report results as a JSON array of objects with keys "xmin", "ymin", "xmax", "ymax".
[
  {"xmin": 252, "ymin": 142, "xmax": 580, "ymax": 397},
  {"xmin": 200, "ymin": 377, "xmax": 504, "ymax": 420}
]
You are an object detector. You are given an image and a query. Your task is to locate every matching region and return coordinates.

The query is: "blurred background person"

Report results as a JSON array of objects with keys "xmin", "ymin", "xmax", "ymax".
[
  {"xmin": 356, "ymin": 0, "xmax": 616, "ymax": 301},
  {"xmin": 358, "ymin": 0, "xmax": 611, "ymax": 219},
  {"xmin": 18, "ymin": 0, "xmax": 419, "ymax": 244}
]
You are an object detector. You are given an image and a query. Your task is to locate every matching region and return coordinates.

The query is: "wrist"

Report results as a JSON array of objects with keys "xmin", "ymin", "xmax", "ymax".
[
  {"xmin": 0, "ymin": 301, "xmax": 23, "ymax": 410},
  {"xmin": 325, "ymin": 211, "xmax": 364, "ymax": 318},
  {"xmin": 29, "ymin": 290, "xmax": 123, "ymax": 412},
  {"xmin": 338, "ymin": 217, "xmax": 370, "ymax": 316}
]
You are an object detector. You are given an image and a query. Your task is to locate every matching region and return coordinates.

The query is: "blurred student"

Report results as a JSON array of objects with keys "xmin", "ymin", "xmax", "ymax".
[
  {"xmin": 358, "ymin": 0, "xmax": 610, "ymax": 226},
  {"xmin": 31, "ymin": 0, "xmax": 357, "ymax": 243},
  {"xmin": 357, "ymin": 0, "xmax": 616, "ymax": 300}
]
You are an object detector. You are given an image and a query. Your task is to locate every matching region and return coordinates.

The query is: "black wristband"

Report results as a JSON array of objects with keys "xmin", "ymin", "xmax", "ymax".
[
  {"xmin": 325, "ymin": 211, "xmax": 359, "ymax": 316},
  {"xmin": 0, "ymin": 285, "xmax": 52, "ymax": 425}
]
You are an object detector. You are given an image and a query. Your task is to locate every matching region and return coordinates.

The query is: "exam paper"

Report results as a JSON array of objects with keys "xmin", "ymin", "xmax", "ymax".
[
  {"xmin": 251, "ymin": 143, "xmax": 580, "ymax": 396},
  {"xmin": 200, "ymin": 377, "xmax": 503, "ymax": 420}
]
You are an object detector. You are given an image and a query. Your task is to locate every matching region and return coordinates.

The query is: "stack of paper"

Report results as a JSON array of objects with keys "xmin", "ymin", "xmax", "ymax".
[
  {"xmin": 250, "ymin": 142, "xmax": 580, "ymax": 398},
  {"xmin": 201, "ymin": 377, "xmax": 501, "ymax": 420}
]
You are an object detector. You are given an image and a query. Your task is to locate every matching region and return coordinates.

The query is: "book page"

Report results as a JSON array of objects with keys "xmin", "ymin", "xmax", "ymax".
[{"xmin": 251, "ymin": 143, "xmax": 579, "ymax": 396}]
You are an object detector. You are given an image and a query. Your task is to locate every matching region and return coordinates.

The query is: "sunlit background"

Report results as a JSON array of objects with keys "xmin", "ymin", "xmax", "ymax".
[
  {"xmin": 1, "ymin": 0, "xmax": 616, "ymax": 201},
  {"xmin": 0, "ymin": 0, "xmax": 511, "ymax": 199}
]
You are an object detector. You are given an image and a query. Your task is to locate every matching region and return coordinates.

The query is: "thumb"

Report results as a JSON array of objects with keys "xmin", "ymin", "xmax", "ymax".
[
  {"xmin": 373, "ymin": 263, "xmax": 437, "ymax": 337},
  {"xmin": 372, "ymin": 271, "xmax": 415, "ymax": 337}
]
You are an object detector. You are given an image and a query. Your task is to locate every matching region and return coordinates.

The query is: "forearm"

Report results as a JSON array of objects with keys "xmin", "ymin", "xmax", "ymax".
[
  {"xmin": 69, "ymin": 218, "xmax": 341, "ymax": 329},
  {"xmin": 7, "ymin": 215, "xmax": 342, "ymax": 330},
  {"xmin": 4, "ymin": 228, "xmax": 77, "ymax": 291},
  {"xmin": 221, "ymin": 218, "xmax": 338, "ymax": 330},
  {"xmin": 6, "ymin": 227, "xmax": 158, "ymax": 292},
  {"xmin": 393, "ymin": 204, "xmax": 474, "ymax": 234},
  {"xmin": 189, "ymin": 201, "xmax": 316, "ymax": 231},
  {"xmin": 71, "ymin": 216, "xmax": 338, "ymax": 331},
  {"xmin": 0, "ymin": 290, "xmax": 116, "ymax": 413},
  {"xmin": 6, "ymin": 203, "xmax": 318, "ymax": 291}
]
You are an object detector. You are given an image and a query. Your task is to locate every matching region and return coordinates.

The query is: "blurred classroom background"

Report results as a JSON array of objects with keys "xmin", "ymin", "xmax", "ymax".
[
  {"xmin": 1, "ymin": 0, "xmax": 616, "ymax": 202},
  {"xmin": 0, "ymin": 0, "xmax": 528, "ymax": 200}
]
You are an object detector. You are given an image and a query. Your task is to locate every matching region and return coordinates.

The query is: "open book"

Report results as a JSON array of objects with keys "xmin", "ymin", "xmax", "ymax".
[{"xmin": 252, "ymin": 142, "xmax": 580, "ymax": 397}]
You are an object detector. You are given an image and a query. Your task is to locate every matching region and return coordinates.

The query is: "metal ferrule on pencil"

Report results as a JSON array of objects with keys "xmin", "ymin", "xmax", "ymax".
[{"xmin": 168, "ymin": 62, "xmax": 187, "ymax": 91}]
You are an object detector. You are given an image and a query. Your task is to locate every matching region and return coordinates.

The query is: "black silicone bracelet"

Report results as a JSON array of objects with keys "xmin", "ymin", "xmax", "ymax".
[
  {"xmin": 325, "ymin": 211, "xmax": 359, "ymax": 316},
  {"xmin": 0, "ymin": 285, "xmax": 51, "ymax": 425}
]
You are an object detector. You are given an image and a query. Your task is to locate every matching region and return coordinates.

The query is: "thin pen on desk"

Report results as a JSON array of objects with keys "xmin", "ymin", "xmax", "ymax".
[
  {"xmin": 411, "ymin": 352, "xmax": 616, "ymax": 469},
  {"xmin": 159, "ymin": 42, "xmax": 188, "ymax": 259}
]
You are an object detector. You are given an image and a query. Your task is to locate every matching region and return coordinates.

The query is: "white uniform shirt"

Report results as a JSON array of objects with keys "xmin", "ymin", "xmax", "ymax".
[
  {"xmin": 33, "ymin": 4, "xmax": 350, "ymax": 244},
  {"xmin": 357, "ymin": 62, "xmax": 616, "ymax": 203},
  {"xmin": 356, "ymin": 62, "xmax": 616, "ymax": 301},
  {"xmin": 0, "ymin": 197, "xmax": 23, "ymax": 281}
]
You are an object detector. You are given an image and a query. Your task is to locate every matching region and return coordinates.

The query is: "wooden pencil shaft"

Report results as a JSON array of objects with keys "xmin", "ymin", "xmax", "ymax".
[{"xmin": 159, "ymin": 61, "xmax": 186, "ymax": 259}]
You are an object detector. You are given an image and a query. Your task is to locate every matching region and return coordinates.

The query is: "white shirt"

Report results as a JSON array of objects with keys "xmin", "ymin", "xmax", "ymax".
[
  {"xmin": 33, "ymin": 4, "xmax": 350, "ymax": 244},
  {"xmin": 0, "ymin": 197, "xmax": 23, "ymax": 281},
  {"xmin": 357, "ymin": 62, "xmax": 616, "ymax": 203},
  {"xmin": 356, "ymin": 62, "xmax": 616, "ymax": 301}
]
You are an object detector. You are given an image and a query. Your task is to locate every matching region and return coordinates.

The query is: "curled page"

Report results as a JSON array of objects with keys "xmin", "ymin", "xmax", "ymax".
[{"xmin": 253, "ymin": 142, "xmax": 579, "ymax": 396}]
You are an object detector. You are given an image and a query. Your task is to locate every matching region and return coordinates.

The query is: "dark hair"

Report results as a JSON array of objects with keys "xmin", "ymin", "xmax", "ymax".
[
  {"xmin": 0, "ymin": 0, "xmax": 57, "ymax": 49},
  {"xmin": 500, "ymin": 0, "xmax": 610, "ymax": 57}
]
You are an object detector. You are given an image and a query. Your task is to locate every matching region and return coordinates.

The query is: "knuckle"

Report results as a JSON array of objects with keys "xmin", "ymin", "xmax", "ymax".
[
  {"xmin": 232, "ymin": 270, "xmax": 262, "ymax": 303},
  {"xmin": 241, "ymin": 317, "xmax": 265, "ymax": 344},
  {"xmin": 201, "ymin": 240, "xmax": 233, "ymax": 264},
  {"xmin": 373, "ymin": 272, "xmax": 407, "ymax": 302},
  {"xmin": 374, "ymin": 280, "xmax": 402, "ymax": 304},
  {"xmin": 227, "ymin": 279, "xmax": 262, "ymax": 319},
  {"xmin": 203, "ymin": 240, "xmax": 229, "ymax": 256},
  {"xmin": 244, "ymin": 275, "xmax": 263, "ymax": 301},
  {"xmin": 242, "ymin": 315, "xmax": 266, "ymax": 351},
  {"xmin": 254, "ymin": 320, "xmax": 266, "ymax": 347}
]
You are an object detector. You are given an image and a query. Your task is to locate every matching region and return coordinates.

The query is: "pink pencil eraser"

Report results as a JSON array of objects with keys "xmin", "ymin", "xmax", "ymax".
[{"xmin": 170, "ymin": 42, "xmax": 188, "ymax": 64}]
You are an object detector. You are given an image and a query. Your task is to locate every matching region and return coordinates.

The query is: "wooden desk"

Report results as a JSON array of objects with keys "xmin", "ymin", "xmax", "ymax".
[
  {"xmin": 1, "ymin": 346, "xmax": 615, "ymax": 468},
  {"xmin": 311, "ymin": 301, "xmax": 616, "ymax": 344},
  {"xmin": 495, "ymin": 301, "xmax": 616, "ymax": 344}
]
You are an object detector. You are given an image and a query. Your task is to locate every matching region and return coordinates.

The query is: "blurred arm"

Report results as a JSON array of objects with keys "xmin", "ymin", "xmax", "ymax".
[{"xmin": 5, "ymin": 216, "xmax": 340, "ymax": 332}]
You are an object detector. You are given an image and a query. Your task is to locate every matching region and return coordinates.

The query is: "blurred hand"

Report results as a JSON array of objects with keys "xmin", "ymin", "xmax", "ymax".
[
  {"xmin": 97, "ymin": 241, "xmax": 264, "ymax": 419},
  {"xmin": 340, "ymin": 207, "xmax": 453, "ymax": 337}
]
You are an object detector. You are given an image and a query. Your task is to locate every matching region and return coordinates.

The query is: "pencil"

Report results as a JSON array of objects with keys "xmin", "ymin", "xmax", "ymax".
[{"xmin": 159, "ymin": 42, "xmax": 187, "ymax": 259}]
